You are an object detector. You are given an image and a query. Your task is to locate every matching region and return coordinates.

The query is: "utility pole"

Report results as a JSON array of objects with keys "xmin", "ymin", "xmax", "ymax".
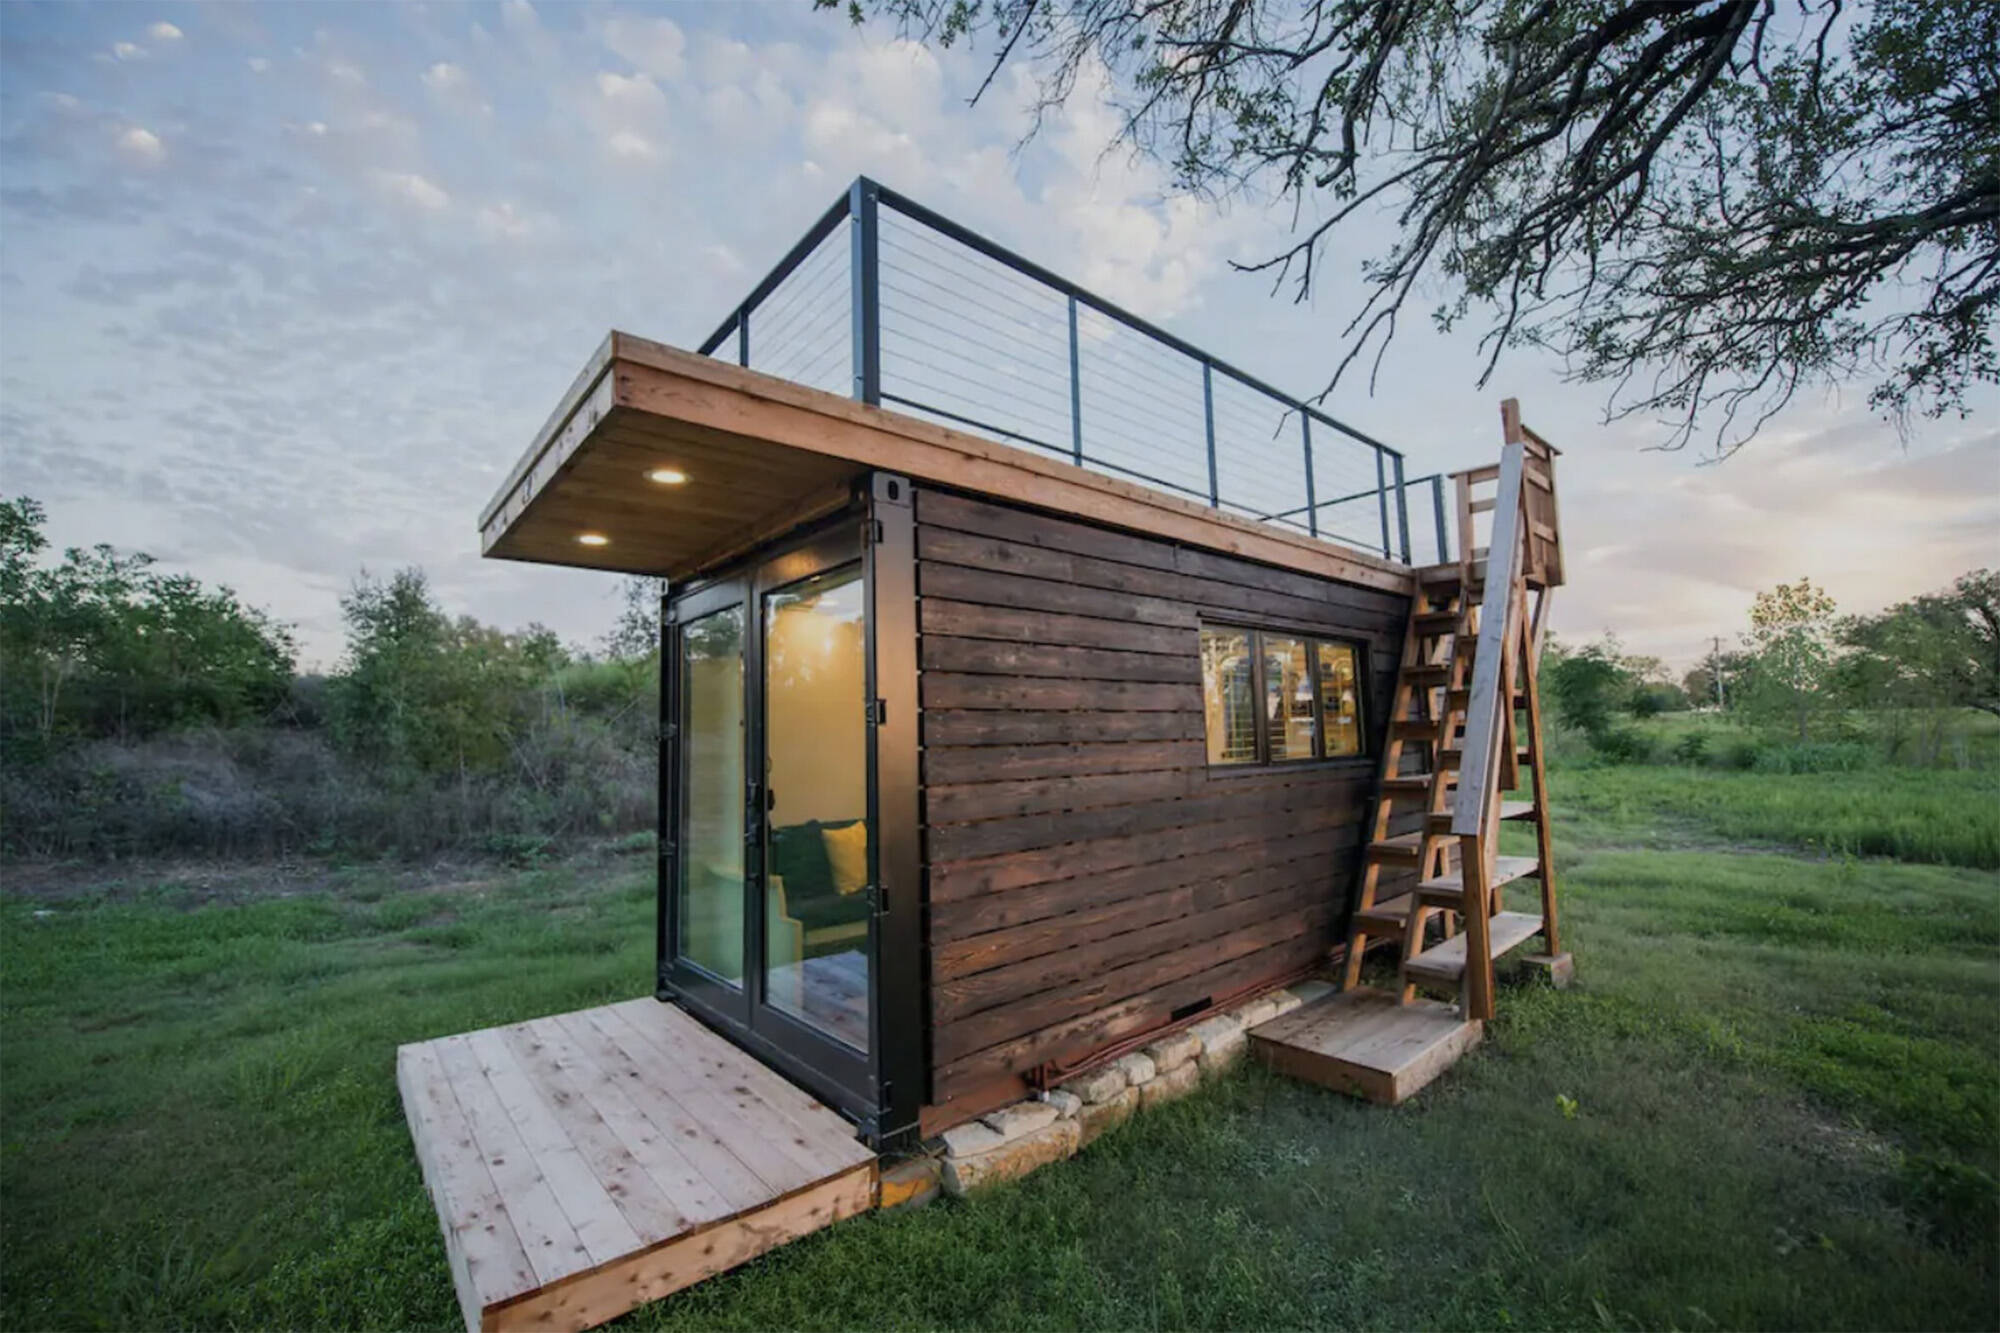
[{"xmin": 1711, "ymin": 636, "xmax": 1726, "ymax": 711}]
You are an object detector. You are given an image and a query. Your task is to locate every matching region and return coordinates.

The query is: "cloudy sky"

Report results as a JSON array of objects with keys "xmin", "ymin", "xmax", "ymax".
[{"xmin": 2, "ymin": 1, "xmax": 1994, "ymax": 674}]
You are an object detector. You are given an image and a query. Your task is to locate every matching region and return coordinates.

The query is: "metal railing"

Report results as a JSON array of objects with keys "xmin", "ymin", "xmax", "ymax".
[{"xmin": 698, "ymin": 176, "xmax": 1444, "ymax": 566}]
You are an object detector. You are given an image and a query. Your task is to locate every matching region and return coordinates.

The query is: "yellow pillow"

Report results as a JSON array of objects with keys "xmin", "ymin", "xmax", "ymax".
[{"xmin": 821, "ymin": 821, "xmax": 870, "ymax": 897}]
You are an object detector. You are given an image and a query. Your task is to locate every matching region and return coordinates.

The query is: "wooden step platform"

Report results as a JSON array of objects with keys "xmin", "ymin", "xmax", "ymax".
[
  {"xmin": 397, "ymin": 998, "xmax": 877, "ymax": 1333},
  {"xmin": 1405, "ymin": 911, "xmax": 1546, "ymax": 986},
  {"xmin": 1249, "ymin": 987, "xmax": 1482, "ymax": 1105}
]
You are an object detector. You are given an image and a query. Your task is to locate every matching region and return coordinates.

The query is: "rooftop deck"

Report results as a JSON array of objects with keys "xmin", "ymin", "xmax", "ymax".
[{"xmin": 479, "ymin": 178, "xmax": 1455, "ymax": 583}]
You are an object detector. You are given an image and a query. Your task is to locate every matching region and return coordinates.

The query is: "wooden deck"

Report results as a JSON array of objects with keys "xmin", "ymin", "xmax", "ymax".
[
  {"xmin": 396, "ymin": 998, "xmax": 877, "ymax": 1333},
  {"xmin": 1250, "ymin": 987, "xmax": 1482, "ymax": 1105}
]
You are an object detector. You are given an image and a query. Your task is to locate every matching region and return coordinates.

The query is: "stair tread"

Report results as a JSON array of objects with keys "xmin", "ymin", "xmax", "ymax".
[
  {"xmin": 1367, "ymin": 832, "xmax": 1428, "ymax": 862},
  {"xmin": 1404, "ymin": 911, "xmax": 1545, "ymax": 982},
  {"xmin": 1428, "ymin": 800, "xmax": 1534, "ymax": 828},
  {"xmin": 1418, "ymin": 854, "xmax": 1540, "ymax": 894},
  {"xmin": 1352, "ymin": 894, "xmax": 1420, "ymax": 931}
]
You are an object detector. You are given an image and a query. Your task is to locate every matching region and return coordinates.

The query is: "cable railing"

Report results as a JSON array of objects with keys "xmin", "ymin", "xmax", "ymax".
[{"xmin": 698, "ymin": 176, "xmax": 1445, "ymax": 566}]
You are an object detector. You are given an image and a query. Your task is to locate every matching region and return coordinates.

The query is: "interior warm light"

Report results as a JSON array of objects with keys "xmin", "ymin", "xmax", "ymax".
[
  {"xmin": 576, "ymin": 533, "xmax": 610, "ymax": 547},
  {"xmin": 647, "ymin": 467, "xmax": 688, "ymax": 485}
]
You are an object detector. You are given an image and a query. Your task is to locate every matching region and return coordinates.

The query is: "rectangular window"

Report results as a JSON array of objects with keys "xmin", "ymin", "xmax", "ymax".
[
  {"xmin": 1199, "ymin": 624, "xmax": 1368, "ymax": 766},
  {"xmin": 1199, "ymin": 627, "xmax": 1257, "ymax": 765}
]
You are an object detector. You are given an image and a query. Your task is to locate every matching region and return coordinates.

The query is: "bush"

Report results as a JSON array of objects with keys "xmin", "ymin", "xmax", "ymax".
[
  {"xmin": 1749, "ymin": 741, "xmax": 1873, "ymax": 775},
  {"xmin": 1590, "ymin": 726, "xmax": 1655, "ymax": 764},
  {"xmin": 0, "ymin": 725, "xmax": 654, "ymax": 861},
  {"xmin": 1673, "ymin": 731, "xmax": 1711, "ymax": 765}
]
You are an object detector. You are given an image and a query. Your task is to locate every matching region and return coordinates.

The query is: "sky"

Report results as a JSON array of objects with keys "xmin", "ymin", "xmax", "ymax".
[{"xmin": 1, "ymin": 1, "xmax": 1994, "ymax": 676}]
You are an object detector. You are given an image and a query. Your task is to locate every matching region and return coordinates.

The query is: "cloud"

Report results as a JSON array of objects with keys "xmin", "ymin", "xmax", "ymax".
[
  {"xmin": 606, "ymin": 130, "xmax": 655, "ymax": 161},
  {"xmin": 475, "ymin": 201, "xmax": 550, "ymax": 240},
  {"xmin": 375, "ymin": 170, "xmax": 449, "ymax": 211},
  {"xmin": 111, "ymin": 41, "xmax": 146, "ymax": 61},
  {"xmin": 117, "ymin": 126, "xmax": 164, "ymax": 161},
  {"xmin": 148, "ymin": 22, "xmax": 183, "ymax": 42},
  {"xmin": 247, "ymin": 56, "xmax": 270, "ymax": 73},
  {"xmin": 599, "ymin": 14, "xmax": 686, "ymax": 79},
  {"xmin": 422, "ymin": 61, "xmax": 466, "ymax": 91}
]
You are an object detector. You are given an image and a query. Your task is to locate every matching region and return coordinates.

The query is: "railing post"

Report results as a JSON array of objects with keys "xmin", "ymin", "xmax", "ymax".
[
  {"xmin": 1431, "ymin": 475, "xmax": 1449, "ymax": 564},
  {"xmin": 1374, "ymin": 448, "xmax": 1391, "ymax": 558},
  {"xmin": 849, "ymin": 178, "xmax": 881, "ymax": 406},
  {"xmin": 1301, "ymin": 415, "xmax": 1318, "ymax": 537},
  {"xmin": 1067, "ymin": 295, "xmax": 1083, "ymax": 464},
  {"xmin": 736, "ymin": 308, "xmax": 749, "ymax": 368},
  {"xmin": 1393, "ymin": 453, "xmax": 1411, "ymax": 564},
  {"xmin": 1202, "ymin": 362, "xmax": 1219, "ymax": 507}
]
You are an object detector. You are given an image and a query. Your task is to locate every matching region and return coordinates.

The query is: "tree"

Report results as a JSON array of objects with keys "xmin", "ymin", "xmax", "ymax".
[
  {"xmin": 1841, "ymin": 568, "xmax": 2000, "ymax": 719},
  {"xmin": 0, "ymin": 496, "xmax": 294, "ymax": 750},
  {"xmin": 840, "ymin": 0, "xmax": 1999, "ymax": 452},
  {"xmin": 1741, "ymin": 576, "xmax": 1837, "ymax": 740}
]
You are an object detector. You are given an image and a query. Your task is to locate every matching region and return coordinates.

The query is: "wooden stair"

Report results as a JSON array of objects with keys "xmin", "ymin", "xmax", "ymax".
[{"xmin": 1336, "ymin": 398, "xmax": 1570, "ymax": 1021}]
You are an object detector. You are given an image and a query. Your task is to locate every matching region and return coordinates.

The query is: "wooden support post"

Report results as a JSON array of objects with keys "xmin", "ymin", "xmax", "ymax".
[
  {"xmin": 1522, "ymin": 591, "xmax": 1561, "ymax": 957},
  {"xmin": 1457, "ymin": 832, "xmax": 1495, "ymax": 1020}
]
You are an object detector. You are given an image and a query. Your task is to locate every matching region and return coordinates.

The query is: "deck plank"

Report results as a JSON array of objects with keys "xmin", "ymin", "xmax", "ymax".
[
  {"xmin": 465, "ymin": 1028, "xmax": 646, "ymax": 1265},
  {"xmin": 396, "ymin": 1042, "xmax": 538, "ymax": 1328},
  {"xmin": 509, "ymin": 1015, "xmax": 739, "ymax": 1230},
  {"xmin": 550, "ymin": 1009, "xmax": 777, "ymax": 1212},
  {"xmin": 576, "ymin": 1007, "xmax": 820, "ymax": 1196},
  {"xmin": 431, "ymin": 1034, "xmax": 596, "ymax": 1287},
  {"xmin": 495, "ymin": 1021, "xmax": 693, "ymax": 1245},
  {"xmin": 602, "ymin": 999, "xmax": 871, "ymax": 1169},
  {"xmin": 400, "ymin": 999, "xmax": 882, "ymax": 1333}
]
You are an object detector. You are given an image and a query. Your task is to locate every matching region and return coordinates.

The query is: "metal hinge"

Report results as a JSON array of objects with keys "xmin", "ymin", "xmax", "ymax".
[
  {"xmin": 862, "ymin": 517, "xmax": 885, "ymax": 545},
  {"xmin": 867, "ymin": 882, "xmax": 888, "ymax": 914},
  {"xmin": 865, "ymin": 698, "xmax": 888, "ymax": 725},
  {"xmin": 658, "ymin": 721, "xmax": 678, "ymax": 743}
]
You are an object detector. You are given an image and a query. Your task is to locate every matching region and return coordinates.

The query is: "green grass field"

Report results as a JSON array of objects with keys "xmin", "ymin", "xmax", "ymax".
[{"xmin": 4, "ymin": 763, "xmax": 1997, "ymax": 1331}]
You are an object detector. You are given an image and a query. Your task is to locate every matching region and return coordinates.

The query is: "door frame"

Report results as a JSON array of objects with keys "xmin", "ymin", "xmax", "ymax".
[{"xmin": 657, "ymin": 474, "xmax": 923, "ymax": 1147}]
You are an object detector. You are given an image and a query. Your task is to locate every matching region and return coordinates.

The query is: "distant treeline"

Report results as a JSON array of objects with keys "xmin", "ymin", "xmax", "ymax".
[
  {"xmin": 3, "ymin": 493, "xmax": 1995, "ymax": 860},
  {"xmin": 0, "ymin": 497, "xmax": 659, "ymax": 860},
  {"xmin": 1544, "ymin": 571, "xmax": 2000, "ymax": 770}
]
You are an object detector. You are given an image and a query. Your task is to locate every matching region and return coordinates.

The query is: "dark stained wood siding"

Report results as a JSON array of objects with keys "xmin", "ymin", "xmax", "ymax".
[{"xmin": 914, "ymin": 487, "xmax": 1408, "ymax": 1109}]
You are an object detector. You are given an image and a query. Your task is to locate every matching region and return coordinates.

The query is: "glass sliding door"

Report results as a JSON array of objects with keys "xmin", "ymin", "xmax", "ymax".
[
  {"xmin": 663, "ymin": 520, "xmax": 875, "ymax": 1115},
  {"xmin": 667, "ymin": 583, "xmax": 751, "ymax": 1024},
  {"xmin": 760, "ymin": 561, "xmax": 870, "ymax": 1054}
]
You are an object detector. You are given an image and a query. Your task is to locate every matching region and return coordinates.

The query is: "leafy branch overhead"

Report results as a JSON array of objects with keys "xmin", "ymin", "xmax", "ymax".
[{"xmin": 833, "ymin": 0, "xmax": 1999, "ymax": 453}]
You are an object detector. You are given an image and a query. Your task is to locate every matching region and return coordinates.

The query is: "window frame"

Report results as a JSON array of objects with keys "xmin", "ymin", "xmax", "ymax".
[{"xmin": 1198, "ymin": 621, "xmax": 1371, "ymax": 770}]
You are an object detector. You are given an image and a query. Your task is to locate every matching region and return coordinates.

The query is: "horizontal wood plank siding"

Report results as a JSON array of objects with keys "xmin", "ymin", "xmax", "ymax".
[{"xmin": 915, "ymin": 486, "xmax": 1408, "ymax": 1109}]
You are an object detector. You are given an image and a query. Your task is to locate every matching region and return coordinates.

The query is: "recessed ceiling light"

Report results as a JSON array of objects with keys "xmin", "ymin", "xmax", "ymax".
[
  {"xmin": 576, "ymin": 533, "xmax": 610, "ymax": 546},
  {"xmin": 646, "ymin": 467, "xmax": 688, "ymax": 485}
]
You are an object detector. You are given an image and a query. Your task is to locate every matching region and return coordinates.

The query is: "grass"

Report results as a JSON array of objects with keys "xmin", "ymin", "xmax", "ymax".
[{"xmin": 4, "ymin": 765, "xmax": 1998, "ymax": 1330}]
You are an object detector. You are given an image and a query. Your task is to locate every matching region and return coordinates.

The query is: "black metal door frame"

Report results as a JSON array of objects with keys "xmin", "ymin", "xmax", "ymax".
[{"xmin": 657, "ymin": 477, "xmax": 923, "ymax": 1146}]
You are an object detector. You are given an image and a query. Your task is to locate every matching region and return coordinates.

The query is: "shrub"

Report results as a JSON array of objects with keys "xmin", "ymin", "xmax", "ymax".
[
  {"xmin": 1673, "ymin": 731, "xmax": 1711, "ymax": 765},
  {"xmin": 1749, "ymin": 741, "xmax": 1873, "ymax": 775},
  {"xmin": 1590, "ymin": 726, "xmax": 1655, "ymax": 764}
]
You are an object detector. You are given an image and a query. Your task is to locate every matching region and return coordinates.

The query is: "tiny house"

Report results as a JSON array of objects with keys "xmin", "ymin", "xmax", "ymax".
[{"xmin": 409, "ymin": 177, "xmax": 1569, "ymax": 1331}]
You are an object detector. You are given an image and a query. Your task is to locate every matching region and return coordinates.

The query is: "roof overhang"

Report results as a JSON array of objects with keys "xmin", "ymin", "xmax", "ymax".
[{"xmin": 480, "ymin": 331, "xmax": 1418, "ymax": 593}]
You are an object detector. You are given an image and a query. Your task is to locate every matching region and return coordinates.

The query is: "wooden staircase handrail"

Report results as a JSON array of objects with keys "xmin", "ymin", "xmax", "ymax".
[{"xmin": 1450, "ymin": 433, "xmax": 1528, "ymax": 839}]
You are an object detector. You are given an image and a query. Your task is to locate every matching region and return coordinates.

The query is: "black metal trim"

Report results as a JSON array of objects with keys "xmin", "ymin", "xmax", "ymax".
[{"xmin": 865, "ymin": 471, "xmax": 924, "ymax": 1149}]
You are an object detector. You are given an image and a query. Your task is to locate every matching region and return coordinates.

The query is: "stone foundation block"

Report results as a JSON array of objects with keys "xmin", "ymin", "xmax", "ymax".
[
  {"xmin": 1078, "ymin": 1084, "xmax": 1139, "ymax": 1146},
  {"xmin": 1143, "ymin": 1030, "xmax": 1201, "ymax": 1073},
  {"xmin": 1058, "ymin": 1065, "xmax": 1126, "ymax": 1105},
  {"xmin": 941, "ymin": 1116, "xmax": 1081, "ymax": 1195},
  {"xmin": 1233, "ymin": 997, "xmax": 1280, "ymax": 1030},
  {"xmin": 1197, "ymin": 1029, "xmax": 1247, "ymax": 1075},
  {"xmin": 940, "ymin": 1121, "xmax": 1004, "ymax": 1158},
  {"xmin": 1291, "ymin": 978, "xmax": 1337, "ymax": 1006},
  {"xmin": 981, "ymin": 1099, "xmax": 1059, "ymax": 1141},
  {"xmin": 1266, "ymin": 987, "xmax": 1305, "ymax": 1017},
  {"xmin": 1139, "ymin": 1058, "xmax": 1200, "ymax": 1109},
  {"xmin": 1110, "ymin": 1051, "xmax": 1157, "ymax": 1086},
  {"xmin": 879, "ymin": 1154, "xmax": 942, "ymax": 1210},
  {"xmin": 1525, "ymin": 952, "xmax": 1575, "ymax": 988},
  {"xmin": 1044, "ymin": 1089, "xmax": 1082, "ymax": 1118}
]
